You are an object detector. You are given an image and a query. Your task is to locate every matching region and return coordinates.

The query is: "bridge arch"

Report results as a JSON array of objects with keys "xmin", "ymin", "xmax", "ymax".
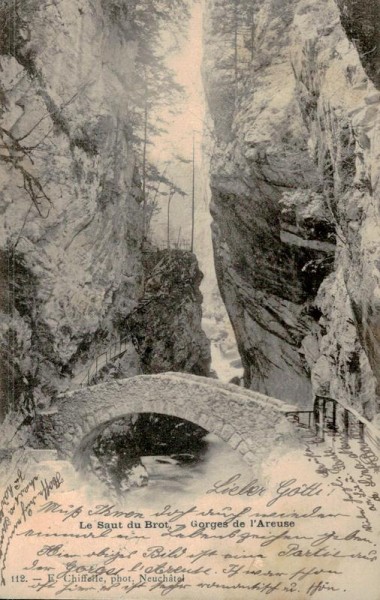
[{"xmin": 40, "ymin": 373, "xmax": 297, "ymax": 469}]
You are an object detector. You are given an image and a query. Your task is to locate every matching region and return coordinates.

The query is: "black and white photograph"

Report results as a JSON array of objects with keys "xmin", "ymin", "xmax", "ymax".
[{"xmin": 0, "ymin": 0, "xmax": 379, "ymax": 598}]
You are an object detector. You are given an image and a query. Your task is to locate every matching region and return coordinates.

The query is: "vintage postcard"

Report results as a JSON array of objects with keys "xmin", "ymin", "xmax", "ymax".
[{"xmin": 0, "ymin": 0, "xmax": 379, "ymax": 598}]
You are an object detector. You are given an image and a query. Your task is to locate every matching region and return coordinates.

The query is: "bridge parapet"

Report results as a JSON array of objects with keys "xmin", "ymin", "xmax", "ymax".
[{"xmin": 37, "ymin": 373, "xmax": 299, "ymax": 470}]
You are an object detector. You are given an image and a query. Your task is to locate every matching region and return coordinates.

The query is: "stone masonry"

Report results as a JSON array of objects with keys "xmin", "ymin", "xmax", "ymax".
[{"xmin": 37, "ymin": 372, "xmax": 299, "ymax": 470}]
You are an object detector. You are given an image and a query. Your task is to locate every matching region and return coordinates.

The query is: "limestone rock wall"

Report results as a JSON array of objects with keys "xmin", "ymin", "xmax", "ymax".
[
  {"xmin": 203, "ymin": 0, "xmax": 380, "ymax": 418},
  {"xmin": 0, "ymin": 0, "xmax": 144, "ymax": 416},
  {"xmin": 0, "ymin": 1, "xmax": 209, "ymax": 425}
]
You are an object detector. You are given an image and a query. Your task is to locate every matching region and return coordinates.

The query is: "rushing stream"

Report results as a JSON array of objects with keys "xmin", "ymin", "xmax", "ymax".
[
  {"xmin": 127, "ymin": 433, "xmax": 253, "ymax": 507},
  {"xmin": 81, "ymin": 417, "xmax": 253, "ymax": 508}
]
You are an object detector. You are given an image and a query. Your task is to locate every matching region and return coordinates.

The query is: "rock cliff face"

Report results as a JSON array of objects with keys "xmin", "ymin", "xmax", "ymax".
[
  {"xmin": 127, "ymin": 250, "xmax": 211, "ymax": 376},
  {"xmin": 92, "ymin": 249, "xmax": 211, "ymax": 383},
  {"xmin": 203, "ymin": 0, "xmax": 380, "ymax": 418},
  {"xmin": 337, "ymin": 0, "xmax": 380, "ymax": 89},
  {"xmin": 0, "ymin": 0, "xmax": 143, "ymax": 418},
  {"xmin": 0, "ymin": 0, "xmax": 209, "ymax": 423}
]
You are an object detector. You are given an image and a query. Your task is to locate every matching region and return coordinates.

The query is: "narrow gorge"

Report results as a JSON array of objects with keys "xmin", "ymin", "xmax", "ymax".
[{"xmin": 0, "ymin": 3, "xmax": 379, "ymax": 598}]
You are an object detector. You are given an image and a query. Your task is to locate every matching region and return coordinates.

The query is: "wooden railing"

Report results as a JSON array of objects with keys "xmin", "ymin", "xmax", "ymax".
[
  {"xmin": 74, "ymin": 335, "xmax": 130, "ymax": 387},
  {"xmin": 286, "ymin": 396, "xmax": 380, "ymax": 456}
]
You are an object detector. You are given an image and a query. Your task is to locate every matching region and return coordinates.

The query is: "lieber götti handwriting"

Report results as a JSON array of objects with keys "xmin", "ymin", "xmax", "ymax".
[{"xmin": 207, "ymin": 474, "xmax": 324, "ymax": 507}]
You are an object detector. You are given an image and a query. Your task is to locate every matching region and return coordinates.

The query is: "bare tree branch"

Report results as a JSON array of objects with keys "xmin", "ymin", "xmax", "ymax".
[{"xmin": 0, "ymin": 126, "xmax": 52, "ymax": 217}]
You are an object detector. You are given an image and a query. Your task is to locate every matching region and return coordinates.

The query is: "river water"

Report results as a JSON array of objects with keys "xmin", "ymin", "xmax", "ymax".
[{"xmin": 117, "ymin": 433, "xmax": 253, "ymax": 509}]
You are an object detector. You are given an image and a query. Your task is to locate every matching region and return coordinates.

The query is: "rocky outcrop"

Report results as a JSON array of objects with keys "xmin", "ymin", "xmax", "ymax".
[
  {"xmin": 127, "ymin": 249, "xmax": 211, "ymax": 376},
  {"xmin": 92, "ymin": 249, "xmax": 211, "ymax": 382},
  {"xmin": 336, "ymin": 0, "xmax": 380, "ymax": 89},
  {"xmin": 203, "ymin": 0, "xmax": 380, "ymax": 418}
]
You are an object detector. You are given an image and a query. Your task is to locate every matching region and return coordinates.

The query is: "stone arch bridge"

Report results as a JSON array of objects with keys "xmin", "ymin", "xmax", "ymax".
[{"xmin": 39, "ymin": 373, "xmax": 298, "ymax": 469}]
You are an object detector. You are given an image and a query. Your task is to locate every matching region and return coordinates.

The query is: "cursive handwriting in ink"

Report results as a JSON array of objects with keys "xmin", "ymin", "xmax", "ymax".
[{"xmin": 206, "ymin": 474, "xmax": 266, "ymax": 497}]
